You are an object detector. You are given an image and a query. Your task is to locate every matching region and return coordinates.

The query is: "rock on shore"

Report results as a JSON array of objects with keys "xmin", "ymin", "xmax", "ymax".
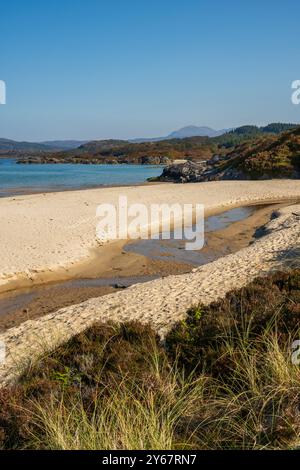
[{"xmin": 155, "ymin": 159, "xmax": 245, "ymax": 183}]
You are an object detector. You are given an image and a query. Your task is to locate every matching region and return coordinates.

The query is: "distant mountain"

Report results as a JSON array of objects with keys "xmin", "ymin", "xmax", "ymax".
[
  {"xmin": 131, "ymin": 125, "xmax": 230, "ymax": 142},
  {"xmin": 0, "ymin": 138, "xmax": 87, "ymax": 153},
  {"xmin": 0, "ymin": 138, "xmax": 53, "ymax": 152},
  {"xmin": 41, "ymin": 140, "xmax": 88, "ymax": 150},
  {"xmin": 167, "ymin": 126, "xmax": 229, "ymax": 139}
]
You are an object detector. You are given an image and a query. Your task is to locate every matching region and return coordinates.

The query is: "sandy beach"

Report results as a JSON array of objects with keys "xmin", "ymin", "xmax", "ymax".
[
  {"xmin": 1, "ymin": 180, "xmax": 300, "ymax": 293},
  {"xmin": 0, "ymin": 202, "xmax": 281, "ymax": 332},
  {"xmin": 0, "ymin": 179, "xmax": 300, "ymax": 385},
  {"xmin": 0, "ymin": 198, "xmax": 299, "ymax": 385}
]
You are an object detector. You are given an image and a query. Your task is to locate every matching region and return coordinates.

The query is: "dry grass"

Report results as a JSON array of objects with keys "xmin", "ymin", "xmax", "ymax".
[{"xmin": 1, "ymin": 270, "xmax": 300, "ymax": 450}]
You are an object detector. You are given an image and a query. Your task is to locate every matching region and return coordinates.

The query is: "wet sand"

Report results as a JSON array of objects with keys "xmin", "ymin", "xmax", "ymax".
[
  {"xmin": 0, "ymin": 203, "xmax": 282, "ymax": 332},
  {"xmin": 0, "ymin": 257, "xmax": 190, "ymax": 332}
]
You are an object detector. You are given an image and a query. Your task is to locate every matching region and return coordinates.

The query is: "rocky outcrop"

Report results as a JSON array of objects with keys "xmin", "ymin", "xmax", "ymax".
[
  {"xmin": 156, "ymin": 161, "xmax": 208, "ymax": 182},
  {"xmin": 154, "ymin": 159, "xmax": 242, "ymax": 183},
  {"xmin": 154, "ymin": 158, "xmax": 249, "ymax": 183}
]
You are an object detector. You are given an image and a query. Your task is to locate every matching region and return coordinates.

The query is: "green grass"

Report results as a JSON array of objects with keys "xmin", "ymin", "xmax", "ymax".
[{"xmin": 1, "ymin": 270, "xmax": 300, "ymax": 450}]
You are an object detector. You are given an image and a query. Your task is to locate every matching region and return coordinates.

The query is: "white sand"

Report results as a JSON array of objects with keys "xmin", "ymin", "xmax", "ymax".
[
  {"xmin": 1, "ymin": 180, "xmax": 300, "ymax": 292},
  {"xmin": 0, "ymin": 197, "xmax": 299, "ymax": 385}
]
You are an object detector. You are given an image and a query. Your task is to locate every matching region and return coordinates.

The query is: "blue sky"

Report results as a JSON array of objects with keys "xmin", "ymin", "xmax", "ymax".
[{"xmin": 1, "ymin": 0, "xmax": 300, "ymax": 141}]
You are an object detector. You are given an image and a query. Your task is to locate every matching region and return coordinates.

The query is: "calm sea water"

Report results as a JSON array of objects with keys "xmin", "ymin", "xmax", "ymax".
[{"xmin": 0, "ymin": 159, "xmax": 164, "ymax": 196}]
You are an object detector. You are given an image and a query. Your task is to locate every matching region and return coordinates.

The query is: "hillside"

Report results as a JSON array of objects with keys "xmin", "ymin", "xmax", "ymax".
[
  {"xmin": 217, "ymin": 125, "xmax": 300, "ymax": 179},
  {"xmin": 0, "ymin": 138, "xmax": 85, "ymax": 154},
  {"xmin": 17, "ymin": 136, "xmax": 219, "ymax": 165},
  {"xmin": 14, "ymin": 123, "xmax": 299, "ymax": 165},
  {"xmin": 157, "ymin": 126, "xmax": 300, "ymax": 182},
  {"xmin": 77, "ymin": 139, "xmax": 131, "ymax": 153},
  {"xmin": 213, "ymin": 123, "xmax": 299, "ymax": 148},
  {"xmin": 41, "ymin": 140, "xmax": 88, "ymax": 150},
  {"xmin": 0, "ymin": 138, "xmax": 54, "ymax": 153}
]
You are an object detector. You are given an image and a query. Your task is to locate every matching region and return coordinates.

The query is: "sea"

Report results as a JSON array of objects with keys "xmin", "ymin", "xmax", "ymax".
[{"xmin": 0, "ymin": 158, "xmax": 164, "ymax": 196}]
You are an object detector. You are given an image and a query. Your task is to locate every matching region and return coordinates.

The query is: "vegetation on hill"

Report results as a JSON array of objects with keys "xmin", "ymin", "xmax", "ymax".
[
  {"xmin": 17, "ymin": 136, "xmax": 218, "ymax": 165},
  {"xmin": 211, "ymin": 123, "xmax": 299, "ymax": 149},
  {"xmin": 230, "ymin": 123, "xmax": 297, "ymax": 136},
  {"xmin": 14, "ymin": 123, "xmax": 299, "ymax": 165},
  {"xmin": 154, "ymin": 126, "xmax": 300, "ymax": 182},
  {"xmin": 217, "ymin": 126, "xmax": 300, "ymax": 178},
  {"xmin": 1, "ymin": 269, "xmax": 300, "ymax": 450}
]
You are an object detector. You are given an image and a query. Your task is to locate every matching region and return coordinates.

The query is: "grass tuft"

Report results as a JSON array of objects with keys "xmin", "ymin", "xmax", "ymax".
[{"xmin": 1, "ymin": 270, "xmax": 300, "ymax": 450}]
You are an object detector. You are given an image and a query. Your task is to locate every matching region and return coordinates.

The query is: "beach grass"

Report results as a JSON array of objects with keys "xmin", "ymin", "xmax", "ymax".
[{"xmin": 1, "ymin": 269, "xmax": 300, "ymax": 450}]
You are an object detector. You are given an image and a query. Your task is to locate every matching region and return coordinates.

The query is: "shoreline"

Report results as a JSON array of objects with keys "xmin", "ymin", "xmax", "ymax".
[
  {"xmin": 1, "ymin": 180, "xmax": 300, "ymax": 295},
  {"xmin": 0, "ymin": 178, "xmax": 165, "ymax": 199}
]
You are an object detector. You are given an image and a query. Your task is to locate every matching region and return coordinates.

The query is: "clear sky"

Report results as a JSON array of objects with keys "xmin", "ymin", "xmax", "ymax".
[{"xmin": 1, "ymin": 0, "xmax": 300, "ymax": 141}]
